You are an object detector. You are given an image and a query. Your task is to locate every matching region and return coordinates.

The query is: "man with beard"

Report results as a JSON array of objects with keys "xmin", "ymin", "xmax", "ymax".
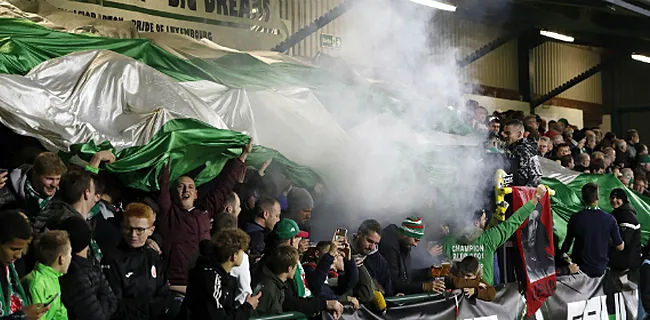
[
  {"xmin": 443, "ymin": 185, "xmax": 547, "ymax": 285},
  {"xmin": 350, "ymin": 220, "xmax": 393, "ymax": 296},
  {"xmin": 608, "ymin": 189, "xmax": 641, "ymax": 271},
  {"xmin": 502, "ymin": 120, "xmax": 542, "ymax": 187},
  {"xmin": 488, "ymin": 118, "xmax": 500, "ymax": 136},
  {"xmin": 157, "ymin": 140, "xmax": 251, "ymax": 295},
  {"xmin": 379, "ymin": 217, "xmax": 445, "ymax": 295}
]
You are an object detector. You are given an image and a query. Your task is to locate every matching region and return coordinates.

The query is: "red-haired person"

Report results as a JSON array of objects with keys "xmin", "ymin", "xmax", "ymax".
[{"xmin": 101, "ymin": 203, "xmax": 179, "ymax": 320}]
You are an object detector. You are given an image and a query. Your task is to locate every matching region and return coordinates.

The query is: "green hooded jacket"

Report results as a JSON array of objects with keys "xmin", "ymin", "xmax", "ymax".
[
  {"xmin": 22, "ymin": 263, "xmax": 68, "ymax": 320},
  {"xmin": 442, "ymin": 201, "xmax": 535, "ymax": 285}
]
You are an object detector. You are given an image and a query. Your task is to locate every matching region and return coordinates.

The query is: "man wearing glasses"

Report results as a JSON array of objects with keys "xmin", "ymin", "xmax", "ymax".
[{"xmin": 101, "ymin": 202, "xmax": 180, "ymax": 320}]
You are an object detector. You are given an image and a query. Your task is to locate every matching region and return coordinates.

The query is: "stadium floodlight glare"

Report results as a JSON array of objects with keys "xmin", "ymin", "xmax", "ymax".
[
  {"xmin": 631, "ymin": 54, "xmax": 650, "ymax": 64},
  {"xmin": 407, "ymin": 0, "xmax": 456, "ymax": 12},
  {"xmin": 539, "ymin": 30, "xmax": 575, "ymax": 42}
]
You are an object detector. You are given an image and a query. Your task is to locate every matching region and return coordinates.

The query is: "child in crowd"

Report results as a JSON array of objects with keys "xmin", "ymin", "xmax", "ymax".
[
  {"xmin": 22, "ymin": 230, "xmax": 72, "ymax": 320},
  {"xmin": 254, "ymin": 245, "xmax": 300, "ymax": 315},
  {"xmin": 180, "ymin": 228, "xmax": 261, "ymax": 319},
  {"xmin": 446, "ymin": 256, "xmax": 496, "ymax": 302}
]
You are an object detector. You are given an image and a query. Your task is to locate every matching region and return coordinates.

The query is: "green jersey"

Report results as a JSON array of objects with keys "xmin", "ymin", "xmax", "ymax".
[{"xmin": 443, "ymin": 201, "xmax": 535, "ymax": 285}]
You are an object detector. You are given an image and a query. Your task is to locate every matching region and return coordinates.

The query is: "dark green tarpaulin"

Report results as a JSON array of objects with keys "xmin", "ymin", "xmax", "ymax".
[
  {"xmin": 543, "ymin": 174, "xmax": 650, "ymax": 245},
  {"xmin": 63, "ymin": 118, "xmax": 321, "ymax": 191}
]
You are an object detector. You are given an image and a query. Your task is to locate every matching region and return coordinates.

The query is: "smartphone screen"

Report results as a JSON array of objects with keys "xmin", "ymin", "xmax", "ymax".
[
  {"xmin": 335, "ymin": 228, "xmax": 347, "ymax": 241},
  {"xmin": 252, "ymin": 284, "xmax": 264, "ymax": 296}
]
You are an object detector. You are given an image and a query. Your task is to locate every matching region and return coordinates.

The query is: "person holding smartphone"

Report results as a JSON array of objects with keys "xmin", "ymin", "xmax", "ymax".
[
  {"xmin": 22, "ymin": 230, "xmax": 72, "ymax": 320},
  {"xmin": 0, "ymin": 210, "xmax": 49, "ymax": 320}
]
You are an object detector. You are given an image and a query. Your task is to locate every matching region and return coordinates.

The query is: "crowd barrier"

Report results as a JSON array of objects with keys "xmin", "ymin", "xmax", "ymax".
[{"xmin": 252, "ymin": 271, "xmax": 639, "ymax": 320}]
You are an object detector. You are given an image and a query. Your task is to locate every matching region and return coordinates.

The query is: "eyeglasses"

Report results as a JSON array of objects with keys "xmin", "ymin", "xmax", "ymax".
[{"xmin": 122, "ymin": 226, "xmax": 152, "ymax": 235}]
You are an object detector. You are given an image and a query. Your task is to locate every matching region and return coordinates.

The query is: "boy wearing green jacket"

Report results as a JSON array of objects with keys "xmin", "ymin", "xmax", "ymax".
[
  {"xmin": 22, "ymin": 230, "xmax": 72, "ymax": 320},
  {"xmin": 443, "ymin": 185, "xmax": 547, "ymax": 285}
]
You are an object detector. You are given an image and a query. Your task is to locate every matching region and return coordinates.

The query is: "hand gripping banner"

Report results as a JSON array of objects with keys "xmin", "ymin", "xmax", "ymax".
[{"xmin": 512, "ymin": 186, "xmax": 556, "ymax": 317}]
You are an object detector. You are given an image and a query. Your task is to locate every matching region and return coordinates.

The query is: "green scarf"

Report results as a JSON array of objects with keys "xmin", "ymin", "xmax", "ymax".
[
  {"xmin": 293, "ymin": 263, "xmax": 312, "ymax": 298},
  {"xmin": 85, "ymin": 209, "xmax": 104, "ymax": 263},
  {"xmin": 0, "ymin": 264, "xmax": 29, "ymax": 317},
  {"xmin": 24, "ymin": 179, "xmax": 52, "ymax": 220}
]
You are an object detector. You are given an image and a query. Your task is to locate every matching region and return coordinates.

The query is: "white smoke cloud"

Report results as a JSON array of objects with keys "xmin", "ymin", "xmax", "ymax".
[{"xmin": 303, "ymin": 0, "xmax": 503, "ymax": 241}]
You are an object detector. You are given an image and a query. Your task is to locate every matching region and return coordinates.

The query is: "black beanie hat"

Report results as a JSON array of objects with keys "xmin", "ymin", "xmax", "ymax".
[
  {"xmin": 57, "ymin": 217, "xmax": 91, "ymax": 254},
  {"xmin": 610, "ymin": 188, "xmax": 629, "ymax": 204}
]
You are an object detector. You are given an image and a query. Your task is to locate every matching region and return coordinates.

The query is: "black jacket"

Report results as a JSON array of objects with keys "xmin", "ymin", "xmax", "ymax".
[
  {"xmin": 0, "ymin": 165, "xmax": 31, "ymax": 215},
  {"xmin": 303, "ymin": 254, "xmax": 359, "ymax": 301},
  {"xmin": 38, "ymin": 199, "xmax": 78, "ymax": 232},
  {"xmin": 378, "ymin": 224, "xmax": 431, "ymax": 295},
  {"xmin": 178, "ymin": 256, "xmax": 253, "ymax": 320},
  {"xmin": 102, "ymin": 241, "xmax": 177, "ymax": 320},
  {"xmin": 60, "ymin": 255, "xmax": 118, "ymax": 320},
  {"xmin": 43, "ymin": 200, "xmax": 122, "ymax": 257},
  {"xmin": 609, "ymin": 203, "xmax": 642, "ymax": 270},
  {"xmin": 42, "ymin": 202, "xmax": 106, "ymax": 262},
  {"xmin": 507, "ymin": 138, "xmax": 543, "ymax": 187},
  {"xmin": 242, "ymin": 221, "xmax": 267, "ymax": 261},
  {"xmin": 360, "ymin": 249, "xmax": 393, "ymax": 296}
]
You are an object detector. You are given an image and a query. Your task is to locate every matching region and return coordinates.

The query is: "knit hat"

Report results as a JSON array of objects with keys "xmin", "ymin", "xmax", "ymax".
[
  {"xmin": 639, "ymin": 154, "xmax": 650, "ymax": 164},
  {"xmin": 273, "ymin": 218, "xmax": 309, "ymax": 240},
  {"xmin": 399, "ymin": 216, "xmax": 425, "ymax": 239},
  {"xmin": 276, "ymin": 194, "xmax": 289, "ymax": 211},
  {"xmin": 57, "ymin": 217, "xmax": 91, "ymax": 254},
  {"xmin": 287, "ymin": 188, "xmax": 314, "ymax": 213},
  {"xmin": 610, "ymin": 188, "xmax": 629, "ymax": 203}
]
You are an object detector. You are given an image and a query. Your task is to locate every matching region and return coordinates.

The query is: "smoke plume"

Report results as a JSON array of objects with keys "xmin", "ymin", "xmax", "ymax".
[{"xmin": 306, "ymin": 0, "xmax": 501, "ymax": 242}]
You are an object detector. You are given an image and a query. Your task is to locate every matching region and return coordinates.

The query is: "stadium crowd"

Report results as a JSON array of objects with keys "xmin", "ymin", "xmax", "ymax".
[{"xmin": 0, "ymin": 100, "xmax": 647, "ymax": 320}]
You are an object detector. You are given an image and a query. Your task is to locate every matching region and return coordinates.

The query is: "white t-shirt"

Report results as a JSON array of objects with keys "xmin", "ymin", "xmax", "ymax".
[{"xmin": 230, "ymin": 252, "xmax": 252, "ymax": 305}]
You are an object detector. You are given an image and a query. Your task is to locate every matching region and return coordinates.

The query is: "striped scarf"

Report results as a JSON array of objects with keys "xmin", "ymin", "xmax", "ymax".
[
  {"xmin": 24, "ymin": 179, "xmax": 52, "ymax": 220},
  {"xmin": 293, "ymin": 263, "xmax": 312, "ymax": 298}
]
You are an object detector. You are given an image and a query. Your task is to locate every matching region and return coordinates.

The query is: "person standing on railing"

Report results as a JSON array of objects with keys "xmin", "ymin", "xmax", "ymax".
[{"xmin": 502, "ymin": 119, "xmax": 542, "ymax": 187}]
